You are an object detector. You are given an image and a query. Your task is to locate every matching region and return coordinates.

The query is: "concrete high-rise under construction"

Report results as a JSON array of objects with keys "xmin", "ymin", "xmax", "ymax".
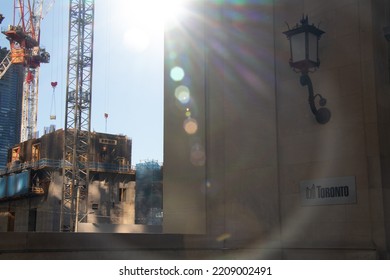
[{"xmin": 0, "ymin": 129, "xmax": 163, "ymax": 233}]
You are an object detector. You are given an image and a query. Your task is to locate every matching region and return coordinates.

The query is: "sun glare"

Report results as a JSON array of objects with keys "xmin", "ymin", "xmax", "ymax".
[
  {"xmin": 118, "ymin": 0, "xmax": 187, "ymax": 30},
  {"xmin": 158, "ymin": 0, "xmax": 187, "ymax": 26},
  {"xmin": 117, "ymin": 0, "xmax": 188, "ymax": 51}
]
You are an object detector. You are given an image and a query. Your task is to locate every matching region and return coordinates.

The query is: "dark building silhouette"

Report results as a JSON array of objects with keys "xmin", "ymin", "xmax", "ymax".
[
  {"xmin": 0, "ymin": 47, "xmax": 23, "ymax": 168},
  {"xmin": 135, "ymin": 160, "xmax": 163, "ymax": 225}
]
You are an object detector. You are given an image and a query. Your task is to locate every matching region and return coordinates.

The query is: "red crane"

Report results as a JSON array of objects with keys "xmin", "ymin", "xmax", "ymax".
[{"xmin": 1, "ymin": 0, "xmax": 52, "ymax": 141}]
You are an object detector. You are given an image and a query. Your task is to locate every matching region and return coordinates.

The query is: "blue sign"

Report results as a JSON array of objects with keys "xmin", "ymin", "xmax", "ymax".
[
  {"xmin": 6, "ymin": 171, "xmax": 30, "ymax": 197},
  {"xmin": 0, "ymin": 177, "xmax": 6, "ymax": 199}
]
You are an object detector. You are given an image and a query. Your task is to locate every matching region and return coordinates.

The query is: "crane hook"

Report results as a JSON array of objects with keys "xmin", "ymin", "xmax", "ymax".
[{"xmin": 50, "ymin": 81, "xmax": 58, "ymax": 120}]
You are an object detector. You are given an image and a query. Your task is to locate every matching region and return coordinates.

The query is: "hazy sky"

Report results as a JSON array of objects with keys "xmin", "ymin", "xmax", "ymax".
[{"xmin": 0, "ymin": 0, "xmax": 166, "ymax": 165}]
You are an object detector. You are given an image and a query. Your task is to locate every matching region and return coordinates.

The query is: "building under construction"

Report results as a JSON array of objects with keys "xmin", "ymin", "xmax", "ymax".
[{"xmin": 0, "ymin": 129, "xmax": 151, "ymax": 232}]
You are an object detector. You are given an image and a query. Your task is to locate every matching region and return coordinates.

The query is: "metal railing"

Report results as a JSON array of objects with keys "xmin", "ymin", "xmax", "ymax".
[{"xmin": 0, "ymin": 158, "xmax": 135, "ymax": 175}]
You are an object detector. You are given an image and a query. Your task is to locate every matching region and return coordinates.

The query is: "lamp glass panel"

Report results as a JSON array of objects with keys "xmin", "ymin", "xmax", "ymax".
[
  {"xmin": 291, "ymin": 32, "xmax": 305, "ymax": 63},
  {"xmin": 308, "ymin": 32, "xmax": 318, "ymax": 63}
]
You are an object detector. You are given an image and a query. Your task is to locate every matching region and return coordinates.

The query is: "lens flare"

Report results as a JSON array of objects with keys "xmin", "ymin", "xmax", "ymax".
[
  {"xmin": 171, "ymin": 67, "xmax": 185, "ymax": 82},
  {"xmin": 169, "ymin": 51, "xmax": 178, "ymax": 60},
  {"xmin": 216, "ymin": 233, "xmax": 232, "ymax": 242},
  {"xmin": 190, "ymin": 143, "xmax": 206, "ymax": 166},
  {"xmin": 175, "ymin": 85, "xmax": 190, "ymax": 104},
  {"xmin": 183, "ymin": 117, "xmax": 198, "ymax": 134}
]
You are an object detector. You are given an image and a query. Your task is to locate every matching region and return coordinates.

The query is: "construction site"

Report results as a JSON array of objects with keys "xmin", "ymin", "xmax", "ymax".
[{"xmin": 0, "ymin": 0, "xmax": 163, "ymax": 233}]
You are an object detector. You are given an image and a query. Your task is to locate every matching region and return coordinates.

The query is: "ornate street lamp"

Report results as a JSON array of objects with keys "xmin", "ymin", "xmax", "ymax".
[{"xmin": 283, "ymin": 15, "xmax": 330, "ymax": 124}]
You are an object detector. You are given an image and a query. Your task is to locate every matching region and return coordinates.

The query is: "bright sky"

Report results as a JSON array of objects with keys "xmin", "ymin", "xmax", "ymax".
[{"xmin": 0, "ymin": 0, "xmax": 169, "ymax": 165}]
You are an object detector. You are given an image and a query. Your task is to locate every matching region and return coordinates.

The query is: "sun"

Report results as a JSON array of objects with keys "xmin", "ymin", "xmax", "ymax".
[
  {"xmin": 117, "ymin": 0, "xmax": 188, "ymax": 30},
  {"xmin": 157, "ymin": 0, "xmax": 187, "ymax": 27},
  {"xmin": 115, "ymin": 0, "xmax": 189, "ymax": 51}
]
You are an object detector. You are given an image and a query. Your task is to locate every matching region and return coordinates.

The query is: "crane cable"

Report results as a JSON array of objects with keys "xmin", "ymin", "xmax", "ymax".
[
  {"xmin": 49, "ymin": 0, "xmax": 57, "ymax": 121},
  {"xmin": 103, "ymin": 1, "xmax": 112, "ymax": 133},
  {"xmin": 48, "ymin": 0, "xmax": 62, "ymax": 124}
]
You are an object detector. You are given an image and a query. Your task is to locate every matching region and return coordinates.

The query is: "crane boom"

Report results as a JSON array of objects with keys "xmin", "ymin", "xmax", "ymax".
[
  {"xmin": 0, "ymin": 51, "xmax": 12, "ymax": 79},
  {"xmin": 0, "ymin": 13, "xmax": 10, "ymax": 79}
]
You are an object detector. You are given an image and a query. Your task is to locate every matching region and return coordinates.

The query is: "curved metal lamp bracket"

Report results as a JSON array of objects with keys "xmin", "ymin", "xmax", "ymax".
[{"xmin": 300, "ymin": 73, "xmax": 331, "ymax": 124}]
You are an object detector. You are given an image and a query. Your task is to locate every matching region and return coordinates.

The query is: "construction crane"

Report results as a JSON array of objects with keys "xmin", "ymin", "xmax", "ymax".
[
  {"xmin": 0, "ymin": 12, "xmax": 12, "ymax": 80},
  {"xmin": 60, "ymin": 0, "xmax": 95, "ymax": 232},
  {"xmin": 0, "ymin": 0, "xmax": 52, "ymax": 142}
]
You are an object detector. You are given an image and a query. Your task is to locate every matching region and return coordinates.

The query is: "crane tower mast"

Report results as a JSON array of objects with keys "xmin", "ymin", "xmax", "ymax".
[{"xmin": 60, "ymin": 0, "xmax": 95, "ymax": 232}]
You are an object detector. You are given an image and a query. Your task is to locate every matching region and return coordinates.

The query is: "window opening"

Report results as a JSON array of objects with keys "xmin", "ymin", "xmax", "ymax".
[
  {"xmin": 119, "ymin": 187, "xmax": 127, "ymax": 202},
  {"xmin": 11, "ymin": 147, "xmax": 20, "ymax": 162},
  {"xmin": 32, "ymin": 143, "xmax": 40, "ymax": 162}
]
